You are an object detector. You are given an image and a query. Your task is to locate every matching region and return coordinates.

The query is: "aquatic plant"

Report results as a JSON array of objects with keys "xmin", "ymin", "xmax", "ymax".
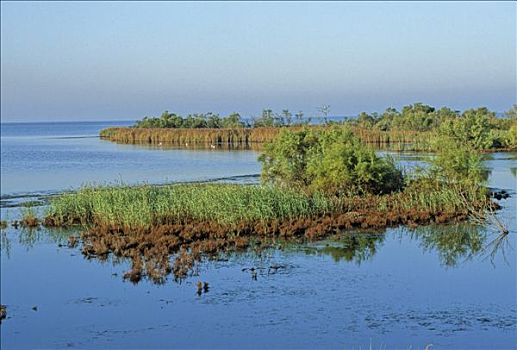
[
  {"xmin": 111, "ymin": 103, "xmax": 516, "ymax": 151},
  {"xmin": 40, "ymin": 176, "xmax": 491, "ymax": 283},
  {"xmin": 45, "ymin": 124, "xmax": 498, "ymax": 283},
  {"xmin": 99, "ymin": 125, "xmax": 439, "ymax": 152},
  {"xmin": 20, "ymin": 206, "xmax": 39, "ymax": 228},
  {"xmin": 44, "ymin": 183, "xmax": 336, "ymax": 229}
]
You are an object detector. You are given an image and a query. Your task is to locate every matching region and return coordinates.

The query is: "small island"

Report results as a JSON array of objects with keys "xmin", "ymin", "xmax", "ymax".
[{"xmin": 34, "ymin": 105, "xmax": 513, "ymax": 282}]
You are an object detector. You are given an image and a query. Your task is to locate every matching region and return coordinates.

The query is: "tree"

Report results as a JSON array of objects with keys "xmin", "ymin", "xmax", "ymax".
[
  {"xmin": 295, "ymin": 111, "xmax": 305, "ymax": 125},
  {"xmin": 206, "ymin": 113, "xmax": 222, "ymax": 128},
  {"xmin": 318, "ymin": 105, "xmax": 331, "ymax": 125},
  {"xmin": 357, "ymin": 112, "xmax": 376, "ymax": 128},
  {"xmin": 430, "ymin": 136, "xmax": 486, "ymax": 185},
  {"xmin": 505, "ymin": 104, "xmax": 517, "ymax": 120},
  {"xmin": 282, "ymin": 109, "xmax": 293, "ymax": 126},
  {"xmin": 253, "ymin": 109, "xmax": 276, "ymax": 127},
  {"xmin": 222, "ymin": 113, "xmax": 245, "ymax": 128},
  {"xmin": 439, "ymin": 107, "xmax": 496, "ymax": 149}
]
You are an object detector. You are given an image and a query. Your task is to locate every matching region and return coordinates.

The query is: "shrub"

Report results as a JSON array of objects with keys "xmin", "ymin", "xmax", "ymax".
[
  {"xmin": 259, "ymin": 126, "xmax": 404, "ymax": 195},
  {"xmin": 430, "ymin": 136, "xmax": 487, "ymax": 185},
  {"xmin": 438, "ymin": 107, "xmax": 497, "ymax": 150}
]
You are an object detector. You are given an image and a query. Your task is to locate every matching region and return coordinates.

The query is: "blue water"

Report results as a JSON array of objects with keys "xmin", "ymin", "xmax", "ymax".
[
  {"xmin": 0, "ymin": 122, "xmax": 516, "ymax": 349},
  {"xmin": 1, "ymin": 121, "xmax": 261, "ymax": 195}
]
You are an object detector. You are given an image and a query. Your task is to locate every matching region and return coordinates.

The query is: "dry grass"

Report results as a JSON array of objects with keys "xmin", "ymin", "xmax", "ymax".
[{"xmin": 100, "ymin": 126, "xmax": 437, "ymax": 151}]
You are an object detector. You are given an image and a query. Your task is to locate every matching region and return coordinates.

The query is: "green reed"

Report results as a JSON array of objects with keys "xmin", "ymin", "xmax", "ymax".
[
  {"xmin": 45, "ymin": 179, "xmax": 486, "ymax": 230},
  {"xmin": 46, "ymin": 184, "xmax": 336, "ymax": 228}
]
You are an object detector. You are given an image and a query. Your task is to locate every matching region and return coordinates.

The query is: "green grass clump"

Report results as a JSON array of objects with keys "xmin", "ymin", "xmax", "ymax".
[
  {"xmin": 45, "ymin": 179, "xmax": 487, "ymax": 231},
  {"xmin": 46, "ymin": 184, "xmax": 336, "ymax": 229}
]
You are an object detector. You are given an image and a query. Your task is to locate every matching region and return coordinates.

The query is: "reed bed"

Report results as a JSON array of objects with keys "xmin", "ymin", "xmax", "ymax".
[
  {"xmin": 41, "ymin": 181, "xmax": 489, "ymax": 282},
  {"xmin": 100, "ymin": 126, "xmax": 437, "ymax": 151},
  {"xmin": 45, "ymin": 184, "xmax": 335, "ymax": 229},
  {"xmin": 45, "ymin": 181, "xmax": 485, "ymax": 231}
]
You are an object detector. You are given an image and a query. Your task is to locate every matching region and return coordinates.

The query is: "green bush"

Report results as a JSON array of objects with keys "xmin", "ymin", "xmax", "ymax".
[
  {"xmin": 259, "ymin": 126, "xmax": 404, "ymax": 195},
  {"xmin": 430, "ymin": 136, "xmax": 486, "ymax": 185},
  {"xmin": 438, "ymin": 107, "xmax": 498, "ymax": 150}
]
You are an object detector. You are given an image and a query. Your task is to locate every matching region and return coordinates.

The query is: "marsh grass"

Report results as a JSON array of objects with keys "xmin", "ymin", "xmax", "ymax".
[
  {"xmin": 45, "ymin": 184, "xmax": 335, "ymax": 228},
  {"xmin": 100, "ymin": 126, "xmax": 439, "ymax": 152},
  {"xmin": 45, "ymin": 180, "xmax": 487, "ymax": 231},
  {"xmin": 41, "ymin": 181, "xmax": 491, "ymax": 282},
  {"xmin": 21, "ymin": 206, "xmax": 39, "ymax": 228}
]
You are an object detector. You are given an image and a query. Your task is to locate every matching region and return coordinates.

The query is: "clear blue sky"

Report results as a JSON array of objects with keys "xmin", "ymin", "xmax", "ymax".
[{"xmin": 1, "ymin": 1, "xmax": 515, "ymax": 122}]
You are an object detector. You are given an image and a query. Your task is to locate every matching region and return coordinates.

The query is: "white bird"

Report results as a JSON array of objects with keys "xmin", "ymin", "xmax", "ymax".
[{"xmin": 210, "ymin": 144, "xmax": 216, "ymax": 149}]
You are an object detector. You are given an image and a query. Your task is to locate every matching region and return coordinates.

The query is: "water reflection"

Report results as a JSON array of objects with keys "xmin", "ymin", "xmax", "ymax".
[
  {"xmin": 300, "ymin": 224, "xmax": 490, "ymax": 268},
  {"xmin": 1, "ymin": 226, "xmax": 72, "ymax": 258},
  {"xmin": 480, "ymin": 231, "xmax": 513, "ymax": 266},
  {"xmin": 1, "ymin": 221, "xmax": 512, "ymax": 283},
  {"xmin": 303, "ymin": 233, "xmax": 385, "ymax": 265},
  {"xmin": 404, "ymin": 224, "xmax": 485, "ymax": 267}
]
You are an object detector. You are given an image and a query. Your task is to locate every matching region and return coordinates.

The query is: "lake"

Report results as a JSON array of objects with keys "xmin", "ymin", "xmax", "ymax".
[{"xmin": 0, "ymin": 122, "xmax": 516, "ymax": 348}]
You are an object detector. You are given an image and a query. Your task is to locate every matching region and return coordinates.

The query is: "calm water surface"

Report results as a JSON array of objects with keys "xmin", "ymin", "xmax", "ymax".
[
  {"xmin": 0, "ymin": 122, "xmax": 516, "ymax": 349},
  {"xmin": 1, "ymin": 121, "xmax": 261, "ymax": 196}
]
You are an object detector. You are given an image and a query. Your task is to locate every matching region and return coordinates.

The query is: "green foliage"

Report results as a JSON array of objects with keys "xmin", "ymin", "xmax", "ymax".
[
  {"xmin": 134, "ymin": 111, "xmax": 245, "ymax": 129},
  {"xmin": 221, "ymin": 113, "xmax": 245, "ymax": 128},
  {"xmin": 253, "ymin": 109, "xmax": 277, "ymax": 127},
  {"xmin": 258, "ymin": 128, "xmax": 318, "ymax": 189},
  {"xmin": 259, "ymin": 126, "xmax": 404, "ymax": 195},
  {"xmin": 392, "ymin": 103, "xmax": 437, "ymax": 131},
  {"xmin": 505, "ymin": 104, "xmax": 517, "ymax": 120},
  {"xmin": 127, "ymin": 103, "xmax": 515, "ymax": 150},
  {"xmin": 438, "ymin": 107, "xmax": 497, "ymax": 150},
  {"xmin": 46, "ymin": 184, "xmax": 335, "ymax": 228},
  {"xmin": 430, "ymin": 136, "xmax": 487, "ymax": 185},
  {"xmin": 358, "ymin": 103, "xmax": 459, "ymax": 132},
  {"xmin": 350, "ymin": 103, "xmax": 516, "ymax": 150},
  {"xmin": 507, "ymin": 123, "xmax": 517, "ymax": 148}
]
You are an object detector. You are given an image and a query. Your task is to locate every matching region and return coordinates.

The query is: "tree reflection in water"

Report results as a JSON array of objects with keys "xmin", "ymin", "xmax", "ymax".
[
  {"xmin": 405, "ymin": 224, "xmax": 485, "ymax": 267},
  {"xmin": 1, "ymin": 221, "xmax": 512, "ymax": 283},
  {"xmin": 310, "ymin": 223, "xmax": 510, "ymax": 268}
]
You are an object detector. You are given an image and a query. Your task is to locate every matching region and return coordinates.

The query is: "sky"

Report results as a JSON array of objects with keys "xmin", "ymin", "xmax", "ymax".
[{"xmin": 1, "ymin": 1, "xmax": 515, "ymax": 122}]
